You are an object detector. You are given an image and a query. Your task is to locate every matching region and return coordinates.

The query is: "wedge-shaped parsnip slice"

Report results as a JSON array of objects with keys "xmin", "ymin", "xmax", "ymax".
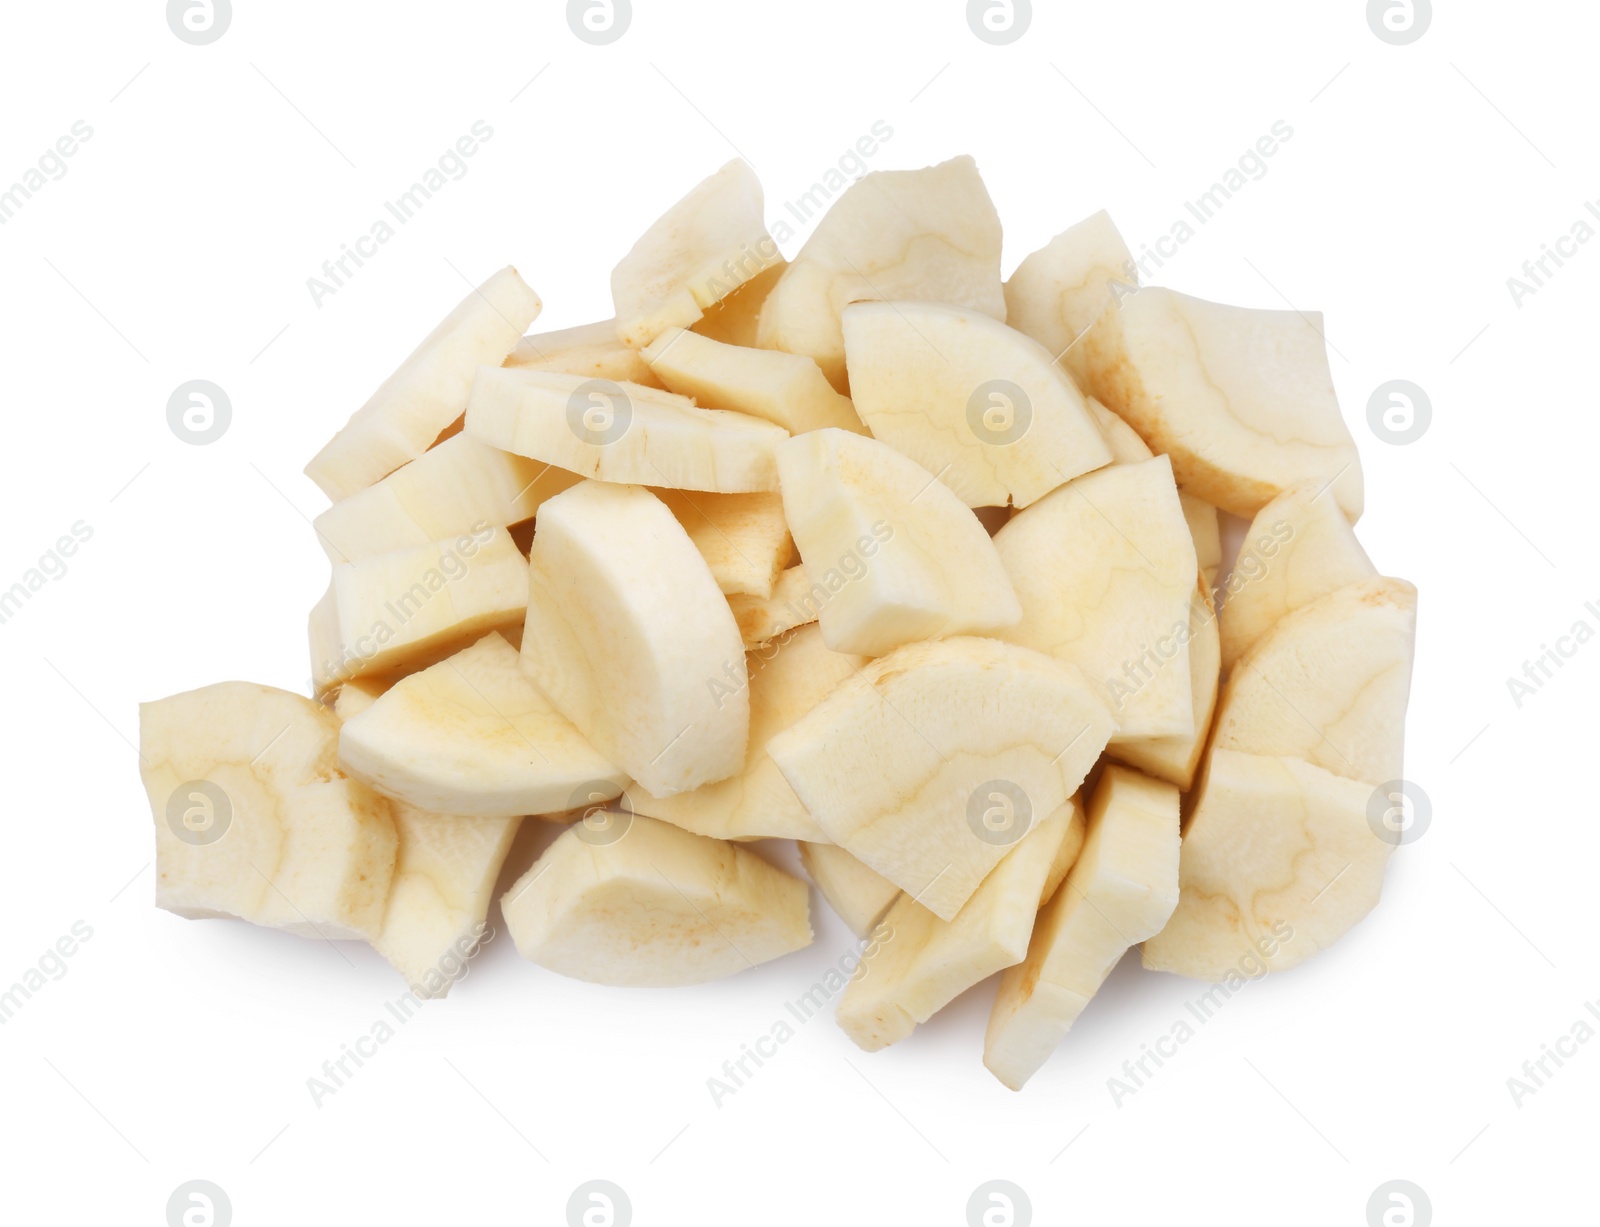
[
  {"xmin": 757, "ymin": 156, "xmax": 1006, "ymax": 389},
  {"xmin": 1004, "ymin": 210, "xmax": 1136, "ymax": 387},
  {"xmin": 522, "ymin": 481, "xmax": 749, "ymax": 796},
  {"xmin": 642, "ymin": 327, "xmax": 866, "ymax": 435},
  {"xmin": 842, "ymin": 301, "xmax": 1112, "ymax": 508},
  {"xmin": 313, "ymin": 433, "xmax": 580, "ymax": 564},
  {"xmin": 1087, "ymin": 397, "xmax": 1153, "ymax": 464},
  {"xmin": 139, "ymin": 682, "xmax": 397, "ymax": 940},
  {"xmin": 1081, "ymin": 288, "xmax": 1363, "ymax": 520},
  {"xmin": 611, "ymin": 159, "xmax": 782, "ymax": 348},
  {"xmin": 993, "ymin": 456, "xmax": 1198, "ymax": 739},
  {"xmin": 1220, "ymin": 482, "xmax": 1377, "ymax": 673},
  {"xmin": 692, "ymin": 260, "xmax": 786, "ymax": 348},
  {"xmin": 625, "ymin": 623, "xmax": 864, "ymax": 842},
  {"xmin": 502, "ymin": 814, "xmax": 811, "ymax": 986},
  {"xmin": 1214, "ymin": 577, "xmax": 1416, "ymax": 785},
  {"xmin": 769, "ymin": 637, "xmax": 1115, "ymax": 921},
  {"xmin": 652, "ymin": 488, "xmax": 793, "ymax": 599},
  {"xmin": 1181, "ymin": 493, "xmax": 1222, "ymax": 591},
  {"xmin": 339, "ymin": 633, "xmax": 626, "ymax": 819},
  {"xmin": 309, "ymin": 527, "xmax": 529, "ymax": 694},
  {"xmin": 504, "ymin": 319, "xmax": 663, "ymax": 387},
  {"xmin": 799, "ymin": 842, "xmax": 900, "ymax": 937},
  {"xmin": 1106, "ymin": 574, "xmax": 1220, "ymax": 791},
  {"xmin": 777, "ymin": 429, "xmax": 1021, "ymax": 656},
  {"xmin": 1040, "ymin": 797, "xmax": 1089, "ymax": 906},
  {"xmin": 1143, "ymin": 750, "xmax": 1387, "ymax": 980},
  {"xmin": 306, "ymin": 267, "xmax": 541, "ymax": 500},
  {"xmin": 466, "ymin": 366, "xmax": 787, "ymax": 493},
  {"xmin": 984, "ymin": 765, "xmax": 1180, "ymax": 1090},
  {"xmin": 728, "ymin": 565, "xmax": 818, "ymax": 647},
  {"xmin": 837, "ymin": 803, "xmax": 1075, "ymax": 1052}
]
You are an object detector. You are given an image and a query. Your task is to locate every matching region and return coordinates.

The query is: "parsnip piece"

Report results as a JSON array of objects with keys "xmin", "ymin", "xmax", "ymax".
[
  {"xmin": 1004, "ymin": 210, "xmax": 1137, "ymax": 386},
  {"xmin": 692, "ymin": 260, "xmax": 787, "ymax": 348},
  {"xmin": 799, "ymin": 843, "xmax": 900, "ymax": 937},
  {"xmin": 727, "ymin": 565, "xmax": 819, "ymax": 647},
  {"xmin": 1181, "ymin": 493, "xmax": 1223, "ymax": 592},
  {"xmin": 1087, "ymin": 397, "xmax": 1153, "ymax": 464},
  {"xmin": 505, "ymin": 318, "xmax": 664, "ymax": 387},
  {"xmin": 652, "ymin": 489, "xmax": 793, "ymax": 599}
]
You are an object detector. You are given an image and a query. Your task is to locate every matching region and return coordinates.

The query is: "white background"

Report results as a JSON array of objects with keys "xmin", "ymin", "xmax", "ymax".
[{"xmin": 0, "ymin": 1, "xmax": 1593, "ymax": 1223}]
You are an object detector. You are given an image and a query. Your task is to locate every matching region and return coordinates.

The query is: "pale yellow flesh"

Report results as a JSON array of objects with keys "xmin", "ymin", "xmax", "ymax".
[
  {"xmin": 984, "ymin": 765, "xmax": 1180, "ymax": 1090},
  {"xmin": 1180, "ymin": 493, "xmax": 1223, "ymax": 592},
  {"xmin": 504, "ymin": 318, "xmax": 664, "ymax": 387},
  {"xmin": 992, "ymin": 456, "xmax": 1198, "ymax": 739},
  {"xmin": 312, "ymin": 432, "xmax": 580, "ymax": 564},
  {"xmin": 692, "ymin": 260, "xmax": 787, "ymax": 348},
  {"xmin": 799, "ymin": 842, "xmax": 900, "ymax": 936},
  {"xmin": 1213, "ymin": 577, "xmax": 1417, "ymax": 786},
  {"xmin": 625, "ymin": 623, "xmax": 865, "ymax": 842},
  {"xmin": 308, "ymin": 527, "xmax": 529, "ymax": 694},
  {"xmin": 841, "ymin": 300, "xmax": 1112, "ymax": 508},
  {"xmin": 757, "ymin": 156, "xmax": 1006, "ymax": 389},
  {"xmin": 466, "ymin": 366, "xmax": 788, "ymax": 494},
  {"xmin": 768, "ymin": 636, "xmax": 1115, "ymax": 922},
  {"xmin": 1081, "ymin": 287, "xmax": 1363, "ymax": 520},
  {"xmin": 139, "ymin": 682, "xmax": 397, "ymax": 941},
  {"xmin": 1143, "ymin": 749, "xmax": 1389, "ymax": 981},
  {"xmin": 1086, "ymin": 396, "xmax": 1153, "ymax": 464},
  {"xmin": 1219, "ymin": 481, "xmax": 1377, "ymax": 673},
  {"xmin": 338, "ymin": 632, "xmax": 626, "ymax": 820},
  {"xmin": 1004, "ymin": 210, "xmax": 1137, "ymax": 387},
  {"xmin": 501, "ymin": 815, "xmax": 812, "ymax": 986},
  {"xmin": 522, "ymin": 481, "xmax": 749, "ymax": 797},
  {"xmin": 776, "ymin": 428, "xmax": 1021, "ymax": 657},
  {"xmin": 307, "ymin": 266, "xmax": 541, "ymax": 500},
  {"xmin": 837, "ymin": 803, "xmax": 1076, "ymax": 1052},
  {"xmin": 727, "ymin": 565, "xmax": 819, "ymax": 648},
  {"xmin": 651, "ymin": 488, "xmax": 793, "ymax": 599}
]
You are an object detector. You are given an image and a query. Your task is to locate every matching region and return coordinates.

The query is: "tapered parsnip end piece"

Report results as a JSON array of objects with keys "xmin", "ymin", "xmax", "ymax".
[
  {"xmin": 501, "ymin": 815, "xmax": 812, "ymax": 986},
  {"xmin": 993, "ymin": 456, "xmax": 1198, "ymax": 739},
  {"xmin": 465, "ymin": 366, "xmax": 788, "ymax": 493},
  {"xmin": 1219, "ymin": 482, "xmax": 1378, "ymax": 673},
  {"xmin": 1081, "ymin": 287, "xmax": 1363, "ymax": 520},
  {"xmin": 984, "ymin": 765, "xmax": 1179, "ymax": 1090},
  {"xmin": 309, "ymin": 526, "xmax": 530, "ymax": 695},
  {"xmin": 1142, "ymin": 750, "xmax": 1389, "ymax": 979},
  {"xmin": 651, "ymin": 488, "xmax": 793, "ymax": 598},
  {"xmin": 625, "ymin": 623, "xmax": 864, "ymax": 842},
  {"xmin": 307, "ymin": 267, "xmax": 541, "ymax": 500},
  {"xmin": 505, "ymin": 319, "xmax": 664, "ymax": 388},
  {"xmin": 777, "ymin": 429, "xmax": 1021, "ymax": 657},
  {"xmin": 339, "ymin": 633, "xmax": 625, "ymax": 819},
  {"xmin": 522, "ymin": 481, "xmax": 749, "ymax": 797},
  {"xmin": 842, "ymin": 301, "xmax": 1112, "ymax": 508},
  {"xmin": 800, "ymin": 842, "xmax": 900, "ymax": 937},
  {"xmin": 769, "ymin": 636, "xmax": 1116, "ymax": 922},
  {"xmin": 757, "ymin": 156, "xmax": 1006, "ymax": 388},
  {"xmin": 139, "ymin": 682, "xmax": 398, "ymax": 941},
  {"xmin": 611, "ymin": 160, "xmax": 782, "ymax": 348},
  {"xmin": 837, "ymin": 804, "xmax": 1074, "ymax": 1052},
  {"xmin": 1004, "ymin": 210, "xmax": 1137, "ymax": 387},
  {"xmin": 642, "ymin": 327, "xmax": 866, "ymax": 436},
  {"xmin": 1213, "ymin": 577, "xmax": 1417, "ymax": 785}
]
